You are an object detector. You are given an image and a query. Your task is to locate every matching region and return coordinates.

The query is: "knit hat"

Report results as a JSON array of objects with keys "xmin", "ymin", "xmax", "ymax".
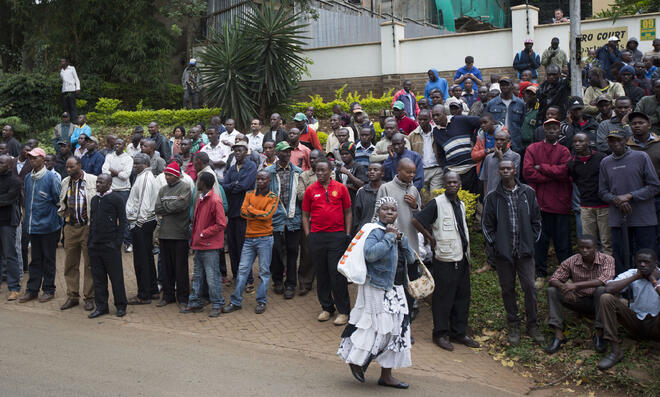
[
  {"xmin": 340, "ymin": 141, "xmax": 356, "ymax": 156},
  {"xmin": 620, "ymin": 65, "xmax": 635, "ymax": 75},
  {"xmin": 164, "ymin": 161, "xmax": 181, "ymax": 177},
  {"xmin": 371, "ymin": 196, "xmax": 398, "ymax": 222}
]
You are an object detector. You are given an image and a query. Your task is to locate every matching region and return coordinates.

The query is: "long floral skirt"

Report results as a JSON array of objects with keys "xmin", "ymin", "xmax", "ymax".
[{"xmin": 337, "ymin": 283, "xmax": 411, "ymax": 369}]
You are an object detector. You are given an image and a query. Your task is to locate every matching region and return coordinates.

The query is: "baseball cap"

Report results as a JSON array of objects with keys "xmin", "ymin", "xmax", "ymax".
[
  {"xmin": 275, "ymin": 141, "xmax": 292, "ymax": 152},
  {"xmin": 392, "ymin": 101, "xmax": 405, "ymax": 110},
  {"xmin": 88, "ymin": 136, "xmax": 99, "ymax": 144},
  {"xmin": 447, "ymin": 97, "xmax": 463, "ymax": 108},
  {"xmin": 595, "ymin": 94, "xmax": 612, "ymax": 104},
  {"xmin": 293, "ymin": 112, "xmax": 308, "ymax": 122},
  {"xmin": 628, "ymin": 111, "xmax": 651, "ymax": 122},
  {"xmin": 543, "ymin": 118, "xmax": 561, "ymax": 125},
  {"xmin": 608, "ymin": 36, "xmax": 620, "ymax": 42},
  {"xmin": 568, "ymin": 97, "xmax": 584, "ymax": 109},
  {"xmin": 56, "ymin": 139, "xmax": 68, "ymax": 146},
  {"xmin": 606, "ymin": 129, "xmax": 626, "ymax": 139},
  {"xmin": 499, "ymin": 76, "xmax": 512, "ymax": 83},
  {"xmin": 27, "ymin": 147, "xmax": 46, "ymax": 158},
  {"xmin": 523, "ymin": 85, "xmax": 538, "ymax": 93},
  {"xmin": 232, "ymin": 141, "xmax": 249, "ymax": 150},
  {"xmin": 524, "ymin": 38, "xmax": 534, "ymax": 44},
  {"xmin": 353, "ymin": 104, "xmax": 363, "ymax": 113},
  {"xmin": 620, "ymin": 65, "xmax": 635, "ymax": 75},
  {"xmin": 189, "ymin": 58, "xmax": 197, "ymax": 65}
]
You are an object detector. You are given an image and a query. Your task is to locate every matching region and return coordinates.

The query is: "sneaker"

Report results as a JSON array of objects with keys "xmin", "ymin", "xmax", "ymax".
[
  {"xmin": 508, "ymin": 323, "xmax": 521, "ymax": 346},
  {"xmin": 18, "ymin": 293, "xmax": 37, "ymax": 303},
  {"xmin": 333, "ymin": 314, "xmax": 349, "ymax": 326},
  {"xmin": 317, "ymin": 310, "xmax": 332, "ymax": 322},
  {"xmin": 283, "ymin": 287, "xmax": 295, "ymax": 299},
  {"xmin": 527, "ymin": 325, "xmax": 546, "ymax": 345},
  {"xmin": 7, "ymin": 291, "xmax": 20, "ymax": 301},
  {"xmin": 245, "ymin": 284, "xmax": 255, "ymax": 294},
  {"xmin": 125, "ymin": 244, "xmax": 133, "ymax": 253},
  {"xmin": 255, "ymin": 303, "xmax": 266, "ymax": 314},
  {"xmin": 534, "ymin": 277, "xmax": 546, "ymax": 290}
]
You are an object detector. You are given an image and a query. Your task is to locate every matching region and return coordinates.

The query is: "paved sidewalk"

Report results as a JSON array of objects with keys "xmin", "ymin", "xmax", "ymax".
[{"xmin": 2, "ymin": 248, "xmax": 544, "ymax": 396}]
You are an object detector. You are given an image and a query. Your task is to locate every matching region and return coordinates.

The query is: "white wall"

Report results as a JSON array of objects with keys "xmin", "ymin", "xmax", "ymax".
[
  {"xmin": 399, "ymin": 29, "xmax": 513, "ymax": 74},
  {"xmin": 302, "ymin": 43, "xmax": 381, "ymax": 81}
]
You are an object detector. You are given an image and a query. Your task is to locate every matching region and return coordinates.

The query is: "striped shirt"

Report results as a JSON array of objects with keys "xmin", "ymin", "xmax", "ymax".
[
  {"xmin": 66, "ymin": 175, "xmax": 88, "ymax": 225},
  {"xmin": 550, "ymin": 252, "xmax": 616, "ymax": 297},
  {"xmin": 434, "ymin": 115, "xmax": 480, "ymax": 173}
]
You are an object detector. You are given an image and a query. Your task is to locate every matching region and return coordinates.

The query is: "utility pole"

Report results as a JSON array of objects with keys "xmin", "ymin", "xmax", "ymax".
[{"xmin": 569, "ymin": 0, "xmax": 582, "ymax": 97}]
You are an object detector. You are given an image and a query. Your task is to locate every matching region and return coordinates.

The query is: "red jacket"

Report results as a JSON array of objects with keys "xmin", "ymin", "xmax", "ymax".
[
  {"xmin": 191, "ymin": 189, "xmax": 227, "ymax": 250},
  {"xmin": 299, "ymin": 125, "xmax": 322, "ymax": 151},
  {"xmin": 523, "ymin": 141, "xmax": 572, "ymax": 214}
]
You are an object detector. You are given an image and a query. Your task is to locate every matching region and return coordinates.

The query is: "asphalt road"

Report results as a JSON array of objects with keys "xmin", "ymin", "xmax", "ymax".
[{"xmin": 0, "ymin": 308, "xmax": 522, "ymax": 397}]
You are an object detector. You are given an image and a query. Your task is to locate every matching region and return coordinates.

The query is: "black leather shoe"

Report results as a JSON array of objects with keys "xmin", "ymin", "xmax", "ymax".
[
  {"xmin": 545, "ymin": 337, "xmax": 567, "ymax": 354},
  {"xmin": 60, "ymin": 298, "xmax": 79, "ymax": 310},
  {"xmin": 452, "ymin": 335, "xmax": 480, "ymax": 348},
  {"xmin": 378, "ymin": 379, "xmax": 409, "ymax": 389},
  {"xmin": 116, "ymin": 309, "xmax": 126, "ymax": 317},
  {"xmin": 155, "ymin": 299, "xmax": 170, "ymax": 307},
  {"xmin": 593, "ymin": 335, "xmax": 607, "ymax": 353},
  {"xmin": 88, "ymin": 309, "xmax": 109, "ymax": 319},
  {"xmin": 349, "ymin": 364, "xmax": 365, "ymax": 383},
  {"xmin": 273, "ymin": 283, "xmax": 284, "ymax": 294},
  {"xmin": 221, "ymin": 303, "xmax": 242, "ymax": 313},
  {"xmin": 597, "ymin": 352, "xmax": 624, "ymax": 370},
  {"xmin": 283, "ymin": 288, "xmax": 295, "ymax": 299},
  {"xmin": 434, "ymin": 336, "xmax": 454, "ymax": 351}
]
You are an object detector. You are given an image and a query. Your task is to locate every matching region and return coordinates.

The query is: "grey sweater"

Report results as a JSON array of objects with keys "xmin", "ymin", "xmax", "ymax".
[
  {"xmin": 376, "ymin": 176, "xmax": 421, "ymax": 253},
  {"xmin": 155, "ymin": 179, "xmax": 192, "ymax": 240},
  {"xmin": 598, "ymin": 148, "xmax": 660, "ymax": 227}
]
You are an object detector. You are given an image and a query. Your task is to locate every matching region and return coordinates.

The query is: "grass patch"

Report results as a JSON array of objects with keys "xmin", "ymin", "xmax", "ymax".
[{"xmin": 468, "ymin": 231, "xmax": 660, "ymax": 396}]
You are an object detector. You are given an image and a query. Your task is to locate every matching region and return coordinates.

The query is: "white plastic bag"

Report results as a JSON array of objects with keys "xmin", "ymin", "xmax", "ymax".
[{"xmin": 337, "ymin": 223, "xmax": 384, "ymax": 284}]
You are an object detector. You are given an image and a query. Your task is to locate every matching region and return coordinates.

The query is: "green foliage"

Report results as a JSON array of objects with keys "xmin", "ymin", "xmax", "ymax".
[
  {"xmin": 0, "ymin": 116, "xmax": 30, "ymax": 138},
  {"xmin": 201, "ymin": 2, "xmax": 310, "ymax": 128},
  {"xmin": 0, "ymin": 72, "xmax": 60, "ymax": 130},
  {"xmin": 79, "ymin": 75, "xmax": 183, "ymax": 110},
  {"xmin": 592, "ymin": 0, "xmax": 660, "ymax": 20},
  {"xmin": 75, "ymin": 99, "xmax": 88, "ymax": 111},
  {"xmin": 317, "ymin": 131, "xmax": 328, "ymax": 146},
  {"xmin": 292, "ymin": 86, "xmax": 395, "ymax": 120},
  {"xmin": 95, "ymin": 98, "xmax": 122, "ymax": 115},
  {"xmin": 87, "ymin": 108, "xmax": 222, "ymax": 127},
  {"xmin": 431, "ymin": 189, "xmax": 479, "ymax": 222}
]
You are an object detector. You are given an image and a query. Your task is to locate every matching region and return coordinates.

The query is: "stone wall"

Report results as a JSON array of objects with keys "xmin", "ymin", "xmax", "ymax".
[{"xmin": 296, "ymin": 66, "xmax": 517, "ymax": 101}]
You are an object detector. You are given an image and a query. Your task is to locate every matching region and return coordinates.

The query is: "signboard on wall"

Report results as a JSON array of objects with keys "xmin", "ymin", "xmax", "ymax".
[
  {"xmin": 580, "ymin": 27, "xmax": 628, "ymax": 58},
  {"xmin": 641, "ymin": 18, "xmax": 656, "ymax": 41}
]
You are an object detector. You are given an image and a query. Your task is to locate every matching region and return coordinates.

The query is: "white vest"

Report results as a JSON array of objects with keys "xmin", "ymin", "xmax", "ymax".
[{"xmin": 431, "ymin": 194, "xmax": 470, "ymax": 263}]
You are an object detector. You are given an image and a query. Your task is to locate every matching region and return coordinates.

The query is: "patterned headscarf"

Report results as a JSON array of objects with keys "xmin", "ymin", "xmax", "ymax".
[{"xmin": 372, "ymin": 196, "xmax": 398, "ymax": 222}]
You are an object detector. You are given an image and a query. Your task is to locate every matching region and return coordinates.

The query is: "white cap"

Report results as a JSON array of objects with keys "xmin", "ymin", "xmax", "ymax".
[
  {"xmin": 189, "ymin": 58, "xmax": 197, "ymax": 64},
  {"xmin": 608, "ymin": 36, "xmax": 620, "ymax": 42}
]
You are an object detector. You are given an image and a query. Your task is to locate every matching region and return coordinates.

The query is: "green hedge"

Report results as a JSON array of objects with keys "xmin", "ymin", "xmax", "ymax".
[
  {"xmin": 291, "ymin": 85, "xmax": 395, "ymax": 119},
  {"xmin": 88, "ymin": 108, "xmax": 223, "ymax": 126}
]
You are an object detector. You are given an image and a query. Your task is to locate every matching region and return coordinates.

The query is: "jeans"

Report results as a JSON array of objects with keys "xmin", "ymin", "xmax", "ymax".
[
  {"xmin": 0, "ymin": 225, "xmax": 21, "ymax": 291},
  {"xmin": 572, "ymin": 183, "xmax": 582, "ymax": 239},
  {"xmin": 611, "ymin": 225, "xmax": 656, "ymax": 275},
  {"xmin": 115, "ymin": 191, "xmax": 132, "ymax": 246},
  {"xmin": 189, "ymin": 249, "xmax": 225, "ymax": 310},
  {"xmin": 231, "ymin": 236, "xmax": 273, "ymax": 306},
  {"xmin": 534, "ymin": 212, "xmax": 572, "ymax": 278},
  {"xmin": 26, "ymin": 230, "xmax": 60, "ymax": 295}
]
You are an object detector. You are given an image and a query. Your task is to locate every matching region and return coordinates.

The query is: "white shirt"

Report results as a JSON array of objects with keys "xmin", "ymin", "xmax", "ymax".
[
  {"xmin": 200, "ymin": 142, "xmax": 226, "ymax": 180},
  {"xmin": 247, "ymin": 132, "xmax": 264, "ymax": 153},
  {"xmin": 102, "ymin": 152, "xmax": 134, "ymax": 192},
  {"xmin": 268, "ymin": 130, "xmax": 279, "ymax": 142},
  {"xmin": 218, "ymin": 130, "xmax": 239, "ymax": 161},
  {"xmin": 609, "ymin": 268, "xmax": 660, "ymax": 320},
  {"xmin": 421, "ymin": 128, "xmax": 438, "ymax": 168},
  {"xmin": 16, "ymin": 159, "xmax": 26, "ymax": 174},
  {"xmin": 126, "ymin": 143, "xmax": 141, "ymax": 158},
  {"xmin": 60, "ymin": 66, "xmax": 80, "ymax": 92}
]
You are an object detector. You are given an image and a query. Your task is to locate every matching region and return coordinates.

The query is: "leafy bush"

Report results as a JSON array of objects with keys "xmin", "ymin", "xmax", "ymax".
[
  {"xmin": 0, "ymin": 116, "xmax": 30, "ymax": 138},
  {"xmin": 0, "ymin": 73, "xmax": 60, "ymax": 131},
  {"xmin": 431, "ymin": 188, "xmax": 479, "ymax": 222},
  {"xmin": 95, "ymin": 98, "xmax": 123, "ymax": 115},
  {"xmin": 317, "ymin": 131, "xmax": 328, "ymax": 147},
  {"xmin": 291, "ymin": 85, "xmax": 395, "ymax": 120},
  {"xmin": 87, "ymin": 108, "xmax": 223, "ymax": 126}
]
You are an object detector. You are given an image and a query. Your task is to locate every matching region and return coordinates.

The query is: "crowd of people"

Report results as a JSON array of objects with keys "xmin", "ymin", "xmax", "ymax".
[{"xmin": 1, "ymin": 36, "xmax": 660, "ymax": 388}]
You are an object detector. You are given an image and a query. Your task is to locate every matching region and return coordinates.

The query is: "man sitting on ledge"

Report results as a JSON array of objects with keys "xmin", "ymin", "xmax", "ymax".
[{"xmin": 597, "ymin": 249, "xmax": 660, "ymax": 370}]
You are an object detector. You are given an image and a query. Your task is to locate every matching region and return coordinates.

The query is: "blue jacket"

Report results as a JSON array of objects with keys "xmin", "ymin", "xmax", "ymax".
[
  {"xmin": 424, "ymin": 68, "xmax": 449, "ymax": 101},
  {"xmin": 265, "ymin": 162, "xmax": 303, "ymax": 232},
  {"xmin": 596, "ymin": 45, "xmax": 622, "ymax": 80},
  {"xmin": 513, "ymin": 50, "xmax": 541, "ymax": 79},
  {"xmin": 81, "ymin": 150, "xmax": 105, "ymax": 175},
  {"xmin": 485, "ymin": 95, "xmax": 526, "ymax": 153},
  {"xmin": 24, "ymin": 171, "xmax": 63, "ymax": 235},
  {"xmin": 364, "ymin": 223, "xmax": 416, "ymax": 291},
  {"xmin": 222, "ymin": 160, "xmax": 257, "ymax": 218},
  {"xmin": 70, "ymin": 124, "xmax": 92, "ymax": 148},
  {"xmin": 383, "ymin": 149, "xmax": 424, "ymax": 192}
]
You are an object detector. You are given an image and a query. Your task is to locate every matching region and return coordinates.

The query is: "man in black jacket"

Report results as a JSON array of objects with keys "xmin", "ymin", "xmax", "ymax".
[
  {"xmin": 560, "ymin": 97, "xmax": 599, "ymax": 150},
  {"xmin": 87, "ymin": 173, "xmax": 128, "ymax": 318},
  {"xmin": 482, "ymin": 160, "xmax": 544, "ymax": 346},
  {"xmin": 537, "ymin": 65, "xmax": 571, "ymax": 121},
  {"xmin": 0, "ymin": 155, "xmax": 23, "ymax": 301}
]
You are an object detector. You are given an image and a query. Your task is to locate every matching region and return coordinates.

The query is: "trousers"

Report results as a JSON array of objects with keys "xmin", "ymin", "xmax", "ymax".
[
  {"xmin": 131, "ymin": 220, "xmax": 158, "ymax": 300},
  {"xmin": 430, "ymin": 258, "xmax": 471, "ymax": 338},
  {"xmin": 89, "ymin": 248, "xmax": 127, "ymax": 311},
  {"xmin": 160, "ymin": 239, "xmax": 190, "ymax": 304},
  {"xmin": 494, "ymin": 255, "xmax": 537, "ymax": 326},
  {"xmin": 63, "ymin": 224, "xmax": 94, "ymax": 300},
  {"xmin": 547, "ymin": 286, "xmax": 605, "ymax": 329},
  {"xmin": 227, "ymin": 217, "xmax": 253, "ymax": 284},
  {"xmin": 600, "ymin": 293, "xmax": 660, "ymax": 344},
  {"xmin": 62, "ymin": 91, "xmax": 78, "ymax": 121},
  {"xmin": 308, "ymin": 231, "xmax": 350, "ymax": 314},
  {"xmin": 534, "ymin": 212, "xmax": 572, "ymax": 278},
  {"xmin": 297, "ymin": 230, "xmax": 315, "ymax": 290},
  {"xmin": 26, "ymin": 230, "xmax": 60, "ymax": 295},
  {"xmin": 611, "ymin": 225, "xmax": 656, "ymax": 275},
  {"xmin": 580, "ymin": 207, "xmax": 611, "ymax": 255},
  {"xmin": 271, "ymin": 229, "xmax": 301, "ymax": 289}
]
